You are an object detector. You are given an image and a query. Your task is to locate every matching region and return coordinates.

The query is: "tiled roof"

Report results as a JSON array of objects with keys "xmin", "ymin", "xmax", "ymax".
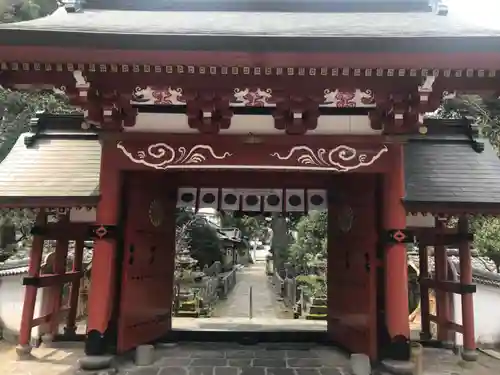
[
  {"xmin": 0, "ymin": 115, "xmax": 101, "ymax": 207},
  {"xmin": 0, "ymin": 258, "xmax": 29, "ymax": 277},
  {"xmin": 403, "ymin": 119, "xmax": 500, "ymax": 212},
  {"xmin": 408, "ymin": 251, "xmax": 500, "ymax": 288},
  {"xmin": 0, "ymin": 7, "xmax": 500, "ymax": 54},
  {"xmin": 2, "ymin": 7, "xmax": 499, "ymax": 38}
]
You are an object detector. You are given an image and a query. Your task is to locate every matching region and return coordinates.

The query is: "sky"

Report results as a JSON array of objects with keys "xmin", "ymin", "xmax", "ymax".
[{"xmin": 449, "ymin": 0, "xmax": 500, "ymax": 28}]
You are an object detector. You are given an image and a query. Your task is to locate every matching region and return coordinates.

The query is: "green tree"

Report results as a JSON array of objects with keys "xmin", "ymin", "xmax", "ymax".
[
  {"xmin": 220, "ymin": 212, "xmax": 269, "ymax": 242},
  {"xmin": 1, "ymin": 0, "xmax": 58, "ymax": 23},
  {"xmin": 185, "ymin": 217, "xmax": 222, "ymax": 268},
  {"xmin": 175, "ymin": 209, "xmax": 222, "ymax": 268},
  {"xmin": 471, "ymin": 216, "xmax": 500, "ymax": 273},
  {"xmin": 288, "ymin": 211, "xmax": 327, "ymax": 271}
]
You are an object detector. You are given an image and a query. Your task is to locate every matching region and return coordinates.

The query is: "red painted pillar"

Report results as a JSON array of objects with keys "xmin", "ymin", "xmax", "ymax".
[
  {"xmin": 382, "ymin": 144, "xmax": 410, "ymax": 359},
  {"xmin": 64, "ymin": 239, "xmax": 85, "ymax": 337},
  {"xmin": 458, "ymin": 216, "xmax": 477, "ymax": 361},
  {"xmin": 418, "ymin": 244, "xmax": 431, "ymax": 340},
  {"xmin": 48, "ymin": 236, "xmax": 69, "ymax": 335},
  {"xmin": 434, "ymin": 218, "xmax": 451, "ymax": 344},
  {"xmin": 85, "ymin": 142, "xmax": 121, "ymax": 356},
  {"xmin": 17, "ymin": 210, "xmax": 46, "ymax": 358}
]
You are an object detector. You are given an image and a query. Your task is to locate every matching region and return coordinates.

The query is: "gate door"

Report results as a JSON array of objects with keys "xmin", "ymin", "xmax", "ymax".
[
  {"xmin": 117, "ymin": 174, "xmax": 176, "ymax": 353},
  {"xmin": 327, "ymin": 175, "xmax": 378, "ymax": 359}
]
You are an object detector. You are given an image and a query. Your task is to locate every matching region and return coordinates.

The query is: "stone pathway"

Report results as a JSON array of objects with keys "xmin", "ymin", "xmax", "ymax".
[{"xmin": 212, "ymin": 263, "xmax": 280, "ymax": 319}]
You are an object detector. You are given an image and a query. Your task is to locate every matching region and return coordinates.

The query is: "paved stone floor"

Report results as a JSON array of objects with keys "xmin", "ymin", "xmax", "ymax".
[
  {"xmin": 117, "ymin": 343, "xmax": 353, "ymax": 375},
  {"xmin": 211, "ymin": 263, "xmax": 284, "ymax": 319},
  {"xmin": 116, "ymin": 343, "xmax": 500, "ymax": 375},
  {"xmin": 1, "ymin": 341, "xmax": 500, "ymax": 374}
]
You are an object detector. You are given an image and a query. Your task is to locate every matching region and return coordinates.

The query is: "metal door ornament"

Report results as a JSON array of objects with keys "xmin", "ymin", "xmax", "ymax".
[{"xmin": 338, "ymin": 205, "xmax": 354, "ymax": 233}]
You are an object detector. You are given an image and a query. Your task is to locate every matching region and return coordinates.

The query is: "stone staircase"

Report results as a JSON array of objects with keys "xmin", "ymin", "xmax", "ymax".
[{"xmin": 305, "ymin": 296, "xmax": 327, "ymax": 320}]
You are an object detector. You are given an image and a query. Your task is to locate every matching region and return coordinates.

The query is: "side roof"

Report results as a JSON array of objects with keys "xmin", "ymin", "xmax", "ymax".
[
  {"xmin": 403, "ymin": 117, "xmax": 500, "ymax": 214},
  {"xmin": 0, "ymin": 113, "xmax": 101, "ymax": 208}
]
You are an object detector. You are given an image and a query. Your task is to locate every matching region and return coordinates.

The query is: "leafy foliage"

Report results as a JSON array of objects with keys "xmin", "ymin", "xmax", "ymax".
[
  {"xmin": 471, "ymin": 216, "xmax": 500, "ymax": 272},
  {"xmin": 1, "ymin": 0, "xmax": 58, "ymax": 23},
  {"xmin": 295, "ymin": 274, "xmax": 326, "ymax": 299},
  {"xmin": 175, "ymin": 208, "xmax": 222, "ymax": 268},
  {"xmin": 185, "ymin": 218, "xmax": 222, "ymax": 268},
  {"xmin": 287, "ymin": 211, "xmax": 327, "ymax": 272},
  {"xmin": 220, "ymin": 212, "xmax": 269, "ymax": 242}
]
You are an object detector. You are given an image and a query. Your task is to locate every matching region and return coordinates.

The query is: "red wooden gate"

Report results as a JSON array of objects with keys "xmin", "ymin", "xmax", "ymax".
[
  {"xmin": 327, "ymin": 175, "xmax": 378, "ymax": 359},
  {"xmin": 117, "ymin": 173, "xmax": 176, "ymax": 353}
]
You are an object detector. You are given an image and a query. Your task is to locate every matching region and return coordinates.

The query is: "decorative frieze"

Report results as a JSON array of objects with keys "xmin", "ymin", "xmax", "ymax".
[
  {"xmin": 0, "ymin": 62, "xmax": 496, "ymax": 79},
  {"xmin": 116, "ymin": 141, "xmax": 389, "ymax": 172},
  {"xmin": 271, "ymin": 145, "xmax": 388, "ymax": 172}
]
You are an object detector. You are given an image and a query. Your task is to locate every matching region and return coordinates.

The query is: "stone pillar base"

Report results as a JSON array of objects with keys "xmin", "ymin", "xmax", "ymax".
[
  {"xmin": 461, "ymin": 349, "xmax": 479, "ymax": 362},
  {"xmin": 15, "ymin": 344, "xmax": 32, "ymax": 359},
  {"xmin": 78, "ymin": 355, "xmax": 114, "ymax": 371},
  {"xmin": 381, "ymin": 359, "xmax": 415, "ymax": 375}
]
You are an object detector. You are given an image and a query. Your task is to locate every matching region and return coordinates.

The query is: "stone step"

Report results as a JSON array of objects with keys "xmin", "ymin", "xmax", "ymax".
[
  {"xmin": 176, "ymin": 310, "xmax": 200, "ymax": 317},
  {"xmin": 309, "ymin": 305, "xmax": 327, "ymax": 315},
  {"xmin": 305, "ymin": 313, "xmax": 327, "ymax": 320},
  {"xmin": 312, "ymin": 297, "xmax": 327, "ymax": 306}
]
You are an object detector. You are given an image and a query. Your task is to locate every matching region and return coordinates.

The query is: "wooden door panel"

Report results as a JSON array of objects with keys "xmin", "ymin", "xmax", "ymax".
[
  {"xmin": 117, "ymin": 174, "xmax": 175, "ymax": 353},
  {"xmin": 328, "ymin": 175, "xmax": 378, "ymax": 359}
]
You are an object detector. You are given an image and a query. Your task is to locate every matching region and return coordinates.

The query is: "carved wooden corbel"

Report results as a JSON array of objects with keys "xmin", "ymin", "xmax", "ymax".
[
  {"xmin": 273, "ymin": 97, "xmax": 320, "ymax": 135},
  {"xmin": 186, "ymin": 91, "xmax": 233, "ymax": 134}
]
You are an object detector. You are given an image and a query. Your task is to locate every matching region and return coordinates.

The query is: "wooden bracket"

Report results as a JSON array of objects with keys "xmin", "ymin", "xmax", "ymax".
[
  {"xmin": 381, "ymin": 229, "xmax": 415, "ymax": 244},
  {"xmin": 88, "ymin": 224, "xmax": 120, "ymax": 240}
]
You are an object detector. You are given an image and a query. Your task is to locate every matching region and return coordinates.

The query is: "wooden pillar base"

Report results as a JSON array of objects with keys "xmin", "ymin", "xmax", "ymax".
[
  {"xmin": 63, "ymin": 325, "xmax": 78, "ymax": 340},
  {"xmin": 382, "ymin": 335, "xmax": 411, "ymax": 361},
  {"xmin": 85, "ymin": 329, "xmax": 110, "ymax": 356}
]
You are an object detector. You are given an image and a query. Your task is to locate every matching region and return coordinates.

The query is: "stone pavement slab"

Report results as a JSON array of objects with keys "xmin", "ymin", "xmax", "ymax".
[
  {"xmin": 0, "ymin": 341, "xmax": 84, "ymax": 375},
  {"xmin": 1, "ymin": 340, "xmax": 500, "ymax": 375},
  {"xmin": 118, "ymin": 343, "xmax": 352, "ymax": 375},
  {"xmin": 211, "ymin": 263, "xmax": 280, "ymax": 319}
]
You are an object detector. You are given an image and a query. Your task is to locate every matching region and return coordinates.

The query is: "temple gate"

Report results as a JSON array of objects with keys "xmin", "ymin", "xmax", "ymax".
[{"xmin": 3, "ymin": 0, "xmax": 500, "ymax": 370}]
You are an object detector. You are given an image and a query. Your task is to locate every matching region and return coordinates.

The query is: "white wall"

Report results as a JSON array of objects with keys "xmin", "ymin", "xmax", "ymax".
[
  {"xmin": 0, "ymin": 274, "xmax": 43, "ymax": 341},
  {"xmin": 453, "ymin": 284, "xmax": 500, "ymax": 346}
]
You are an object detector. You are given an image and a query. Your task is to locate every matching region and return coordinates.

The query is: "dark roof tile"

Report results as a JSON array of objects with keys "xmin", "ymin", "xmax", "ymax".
[{"xmin": 404, "ymin": 139, "xmax": 500, "ymax": 206}]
